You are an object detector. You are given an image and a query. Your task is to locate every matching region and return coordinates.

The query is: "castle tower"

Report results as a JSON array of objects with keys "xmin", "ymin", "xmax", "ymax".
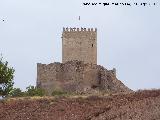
[{"xmin": 62, "ymin": 27, "xmax": 97, "ymax": 64}]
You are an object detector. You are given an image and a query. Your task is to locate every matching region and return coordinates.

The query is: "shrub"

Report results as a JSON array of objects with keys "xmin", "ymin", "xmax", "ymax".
[
  {"xmin": 9, "ymin": 88, "xmax": 24, "ymax": 97},
  {"xmin": 25, "ymin": 85, "xmax": 45, "ymax": 97}
]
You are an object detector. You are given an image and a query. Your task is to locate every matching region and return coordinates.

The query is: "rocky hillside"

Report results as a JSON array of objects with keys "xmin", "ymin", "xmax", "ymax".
[{"xmin": 0, "ymin": 89, "xmax": 160, "ymax": 120}]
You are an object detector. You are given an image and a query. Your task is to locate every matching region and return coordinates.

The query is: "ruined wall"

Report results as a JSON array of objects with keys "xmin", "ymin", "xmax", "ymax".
[
  {"xmin": 37, "ymin": 61, "xmax": 131, "ymax": 95},
  {"xmin": 62, "ymin": 28, "xmax": 97, "ymax": 64}
]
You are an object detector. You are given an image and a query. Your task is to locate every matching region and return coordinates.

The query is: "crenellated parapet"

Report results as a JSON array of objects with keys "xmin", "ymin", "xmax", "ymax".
[
  {"xmin": 62, "ymin": 27, "xmax": 97, "ymax": 39},
  {"xmin": 63, "ymin": 27, "xmax": 97, "ymax": 32}
]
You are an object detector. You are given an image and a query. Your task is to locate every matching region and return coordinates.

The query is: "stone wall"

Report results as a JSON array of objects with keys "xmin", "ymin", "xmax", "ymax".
[
  {"xmin": 62, "ymin": 28, "xmax": 97, "ymax": 64},
  {"xmin": 37, "ymin": 61, "xmax": 131, "ymax": 95}
]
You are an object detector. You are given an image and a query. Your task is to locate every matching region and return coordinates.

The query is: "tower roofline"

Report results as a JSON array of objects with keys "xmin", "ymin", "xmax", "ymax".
[{"xmin": 63, "ymin": 27, "xmax": 97, "ymax": 32}]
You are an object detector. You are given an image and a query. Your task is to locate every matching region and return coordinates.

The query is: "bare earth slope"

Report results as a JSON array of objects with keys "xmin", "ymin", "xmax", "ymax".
[{"xmin": 0, "ymin": 90, "xmax": 160, "ymax": 120}]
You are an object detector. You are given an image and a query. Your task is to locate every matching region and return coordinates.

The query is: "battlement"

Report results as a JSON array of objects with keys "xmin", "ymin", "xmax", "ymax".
[{"xmin": 63, "ymin": 27, "xmax": 97, "ymax": 32}]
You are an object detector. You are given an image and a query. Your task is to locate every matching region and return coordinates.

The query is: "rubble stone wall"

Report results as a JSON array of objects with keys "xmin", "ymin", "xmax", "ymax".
[{"xmin": 37, "ymin": 61, "xmax": 131, "ymax": 95}]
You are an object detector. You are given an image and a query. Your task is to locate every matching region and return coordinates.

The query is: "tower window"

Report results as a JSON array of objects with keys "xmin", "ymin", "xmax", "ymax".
[{"xmin": 92, "ymin": 44, "xmax": 93, "ymax": 47}]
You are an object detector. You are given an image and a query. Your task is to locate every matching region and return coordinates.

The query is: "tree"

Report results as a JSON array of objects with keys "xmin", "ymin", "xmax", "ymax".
[{"xmin": 0, "ymin": 55, "xmax": 14, "ymax": 97}]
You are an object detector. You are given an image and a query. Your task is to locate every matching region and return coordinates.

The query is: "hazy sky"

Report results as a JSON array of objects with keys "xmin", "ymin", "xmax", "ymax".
[{"xmin": 0, "ymin": 0, "xmax": 160, "ymax": 91}]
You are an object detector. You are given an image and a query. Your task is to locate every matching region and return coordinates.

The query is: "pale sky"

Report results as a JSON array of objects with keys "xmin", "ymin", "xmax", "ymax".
[{"xmin": 0, "ymin": 0, "xmax": 160, "ymax": 91}]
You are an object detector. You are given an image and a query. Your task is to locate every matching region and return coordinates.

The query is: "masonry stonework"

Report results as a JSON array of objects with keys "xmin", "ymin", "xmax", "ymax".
[
  {"xmin": 37, "ymin": 61, "xmax": 131, "ymax": 95},
  {"xmin": 62, "ymin": 27, "xmax": 97, "ymax": 64},
  {"xmin": 37, "ymin": 27, "xmax": 131, "ymax": 95}
]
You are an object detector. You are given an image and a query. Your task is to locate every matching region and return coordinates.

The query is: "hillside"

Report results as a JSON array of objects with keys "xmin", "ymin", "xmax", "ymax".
[{"xmin": 0, "ymin": 89, "xmax": 160, "ymax": 120}]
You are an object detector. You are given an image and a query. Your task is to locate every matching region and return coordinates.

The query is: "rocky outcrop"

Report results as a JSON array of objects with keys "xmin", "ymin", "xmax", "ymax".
[{"xmin": 37, "ymin": 60, "xmax": 132, "ymax": 95}]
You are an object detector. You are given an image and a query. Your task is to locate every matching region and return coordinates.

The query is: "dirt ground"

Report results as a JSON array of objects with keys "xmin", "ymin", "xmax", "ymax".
[{"xmin": 0, "ymin": 89, "xmax": 160, "ymax": 120}]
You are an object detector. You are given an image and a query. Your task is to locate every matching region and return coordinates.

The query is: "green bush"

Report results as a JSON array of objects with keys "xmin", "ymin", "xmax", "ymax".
[
  {"xmin": 25, "ymin": 85, "xmax": 45, "ymax": 97},
  {"xmin": 9, "ymin": 88, "xmax": 24, "ymax": 97}
]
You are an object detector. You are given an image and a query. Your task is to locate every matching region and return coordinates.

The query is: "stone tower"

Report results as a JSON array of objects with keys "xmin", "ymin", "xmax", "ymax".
[{"xmin": 62, "ymin": 27, "xmax": 97, "ymax": 64}]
